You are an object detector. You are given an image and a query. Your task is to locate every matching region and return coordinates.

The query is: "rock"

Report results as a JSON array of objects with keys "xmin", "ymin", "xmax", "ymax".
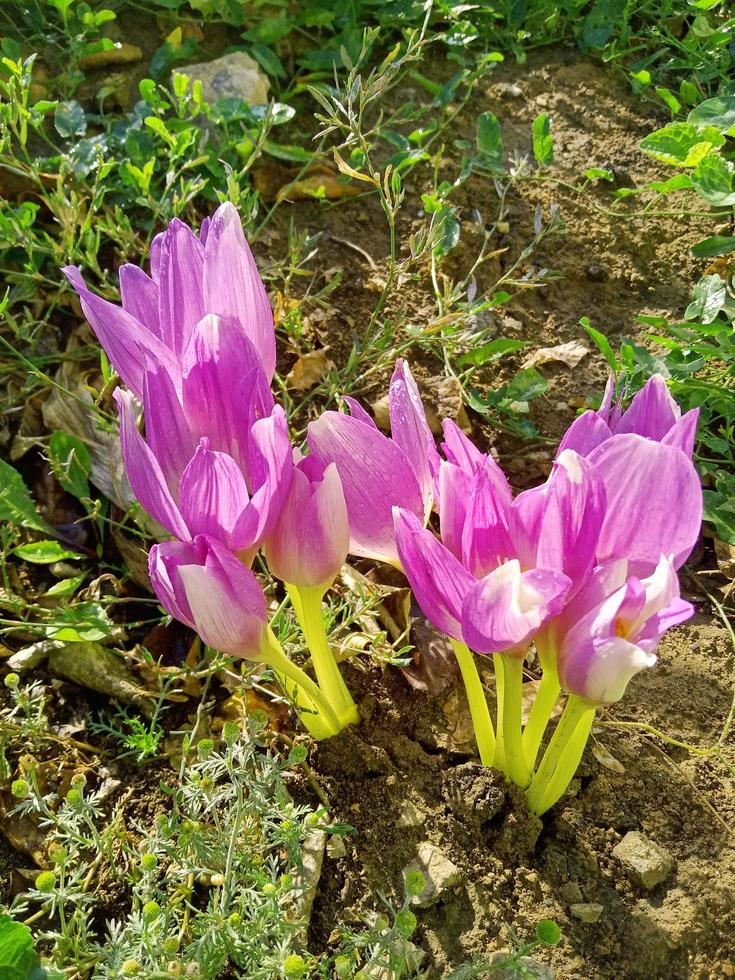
[
  {"xmin": 175, "ymin": 52, "xmax": 269, "ymax": 107},
  {"xmin": 441, "ymin": 763, "xmax": 505, "ymax": 824},
  {"xmin": 402, "ymin": 842, "xmax": 460, "ymax": 908},
  {"xmin": 571, "ymin": 902, "xmax": 603, "ymax": 923},
  {"xmin": 559, "ymin": 881, "xmax": 583, "ymax": 905},
  {"xmin": 326, "ymin": 834, "xmax": 347, "ymax": 859},
  {"xmin": 79, "ymin": 42, "xmax": 142, "ymax": 70},
  {"xmin": 612, "ymin": 832, "xmax": 674, "ymax": 890},
  {"xmin": 285, "ymin": 829, "xmax": 325, "ymax": 943},
  {"xmin": 487, "ymin": 952, "xmax": 553, "ymax": 979},
  {"xmin": 395, "ymin": 800, "xmax": 426, "ymax": 829}
]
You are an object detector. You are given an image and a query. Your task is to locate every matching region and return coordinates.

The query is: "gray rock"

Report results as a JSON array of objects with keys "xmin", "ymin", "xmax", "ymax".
[
  {"xmin": 570, "ymin": 902, "xmax": 603, "ymax": 923},
  {"xmin": 176, "ymin": 52, "xmax": 269, "ymax": 107},
  {"xmin": 559, "ymin": 881, "xmax": 583, "ymax": 906},
  {"xmin": 402, "ymin": 841, "xmax": 460, "ymax": 908},
  {"xmin": 395, "ymin": 800, "xmax": 426, "ymax": 829},
  {"xmin": 487, "ymin": 952, "xmax": 553, "ymax": 979},
  {"xmin": 612, "ymin": 831, "xmax": 674, "ymax": 890}
]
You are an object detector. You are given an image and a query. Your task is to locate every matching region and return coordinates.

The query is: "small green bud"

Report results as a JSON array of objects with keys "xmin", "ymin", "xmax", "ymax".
[
  {"xmin": 167, "ymin": 962, "xmax": 181, "ymax": 976},
  {"xmin": 304, "ymin": 812, "xmax": 320, "ymax": 829},
  {"xmin": 35, "ymin": 871, "xmax": 56, "ymax": 893},
  {"xmin": 536, "ymin": 919, "xmax": 561, "ymax": 946},
  {"xmin": 288, "ymin": 745, "xmax": 308, "ymax": 765},
  {"xmin": 196, "ymin": 738, "xmax": 214, "ymax": 760},
  {"xmin": 228, "ymin": 912, "xmax": 241, "ymax": 927},
  {"xmin": 11, "ymin": 778, "xmax": 29, "ymax": 798},
  {"xmin": 282, "ymin": 953, "xmax": 307, "ymax": 978},
  {"xmin": 200, "ymin": 777, "xmax": 214, "ymax": 792},
  {"xmin": 140, "ymin": 853, "xmax": 158, "ymax": 872},
  {"xmin": 404, "ymin": 869, "xmax": 426, "ymax": 898},
  {"xmin": 162, "ymin": 936, "xmax": 180, "ymax": 956},
  {"xmin": 334, "ymin": 955, "xmax": 352, "ymax": 978},
  {"xmin": 279, "ymin": 873, "xmax": 293, "ymax": 890},
  {"xmin": 70, "ymin": 771, "xmax": 87, "ymax": 789},
  {"xmin": 122, "ymin": 961, "xmax": 142, "ymax": 977},
  {"xmin": 222, "ymin": 721, "xmax": 239, "ymax": 746},
  {"xmin": 248, "ymin": 708, "xmax": 268, "ymax": 733},
  {"xmin": 65, "ymin": 788, "xmax": 82, "ymax": 806},
  {"xmin": 395, "ymin": 908, "xmax": 417, "ymax": 938},
  {"xmin": 262, "ymin": 882, "xmax": 277, "ymax": 895},
  {"xmin": 210, "ymin": 873, "xmax": 225, "ymax": 887},
  {"xmin": 143, "ymin": 900, "xmax": 161, "ymax": 922},
  {"xmin": 4, "ymin": 672, "xmax": 19, "ymax": 690},
  {"xmin": 374, "ymin": 914, "xmax": 389, "ymax": 933},
  {"xmin": 49, "ymin": 844, "xmax": 67, "ymax": 865}
]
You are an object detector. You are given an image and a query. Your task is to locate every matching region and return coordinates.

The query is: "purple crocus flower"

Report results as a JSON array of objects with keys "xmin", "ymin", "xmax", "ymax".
[
  {"xmin": 264, "ymin": 459, "xmax": 349, "ymax": 589},
  {"xmin": 63, "ymin": 202, "xmax": 275, "ymax": 398},
  {"xmin": 552, "ymin": 554, "xmax": 694, "ymax": 705},
  {"xmin": 307, "ymin": 360, "xmax": 439, "ymax": 565},
  {"xmin": 559, "ymin": 374, "xmax": 699, "ymax": 460},
  {"xmin": 149, "ymin": 535, "xmax": 269, "ymax": 659}
]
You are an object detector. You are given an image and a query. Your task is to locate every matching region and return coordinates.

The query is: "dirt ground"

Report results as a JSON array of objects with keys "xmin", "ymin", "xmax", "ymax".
[{"xmin": 278, "ymin": 47, "xmax": 735, "ymax": 979}]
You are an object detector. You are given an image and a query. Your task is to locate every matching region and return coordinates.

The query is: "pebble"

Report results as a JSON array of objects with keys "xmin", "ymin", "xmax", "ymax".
[
  {"xmin": 487, "ymin": 952, "xmax": 553, "ymax": 979},
  {"xmin": 176, "ymin": 52, "xmax": 270, "ymax": 107},
  {"xmin": 396, "ymin": 800, "xmax": 427, "ymax": 829},
  {"xmin": 402, "ymin": 842, "xmax": 460, "ymax": 908},
  {"xmin": 570, "ymin": 902, "xmax": 603, "ymax": 923},
  {"xmin": 612, "ymin": 831, "xmax": 674, "ymax": 890},
  {"xmin": 559, "ymin": 881, "xmax": 583, "ymax": 905}
]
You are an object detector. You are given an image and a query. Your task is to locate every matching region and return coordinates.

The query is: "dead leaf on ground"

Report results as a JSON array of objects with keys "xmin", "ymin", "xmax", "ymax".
[
  {"xmin": 254, "ymin": 162, "xmax": 363, "ymax": 203},
  {"xmin": 372, "ymin": 374, "xmax": 471, "ymax": 435},
  {"xmin": 401, "ymin": 605, "xmax": 459, "ymax": 696},
  {"xmin": 112, "ymin": 525, "xmax": 152, "ymax": 589},
  {"xmin": 591, "ymin": 742, "xmax": 626, "ymax": 774},
  {"xmin": 47, "ymin": 642, "xmax": 153, "ymax": 712},
  {"xmin": 522, "ymin": 340, "xmax": 589, "ymax": 369},
  {"xmin": 713, "ymin": 536, "xmax": 735, "ymax": 578},
  {"xmin": 0, "ymin": 792, "xmax": 46, "ymax": 865},
  {"xmin": 285, "ymin": 828, "xmax": 326, "ymax": 942},
  {"xmin": 78, "ymin": 42, "xmax": 143, "ymax": 70},
  {"xmin": 286, "ymin": 349, "xmax": 333, "ymax": 391}
]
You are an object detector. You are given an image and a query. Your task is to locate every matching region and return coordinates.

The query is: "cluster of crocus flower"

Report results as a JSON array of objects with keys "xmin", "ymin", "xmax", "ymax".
[{"xmin": 65, "ymin": 204, "xmax": 702, "ymax": 816}]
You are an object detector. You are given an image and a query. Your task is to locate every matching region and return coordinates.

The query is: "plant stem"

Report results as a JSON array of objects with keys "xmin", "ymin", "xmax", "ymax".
[
  {"xmin": 287, "ymin": 584, "xmax": 359, "ymax": 730},
  {"xmin": 525, "ymin": 695, "xmax": 597, "ymax": 815},
  {"xmin": 261, "ymin": 628, "xmax": 341, "ymax": 740},
  {"xmin": 522, "ymin": 659, "xmax": 561, "ymax": 770},
  {"xmin": 449, "ymin": 639, "xmax": 495, "ymax": 766},
  {"xmin": 492, "ymin": 653, "xmax": 506, "ymax": 773},
  {"xmin": 499, "ymin": 653, "xmax": 532, "ymax": 788}
]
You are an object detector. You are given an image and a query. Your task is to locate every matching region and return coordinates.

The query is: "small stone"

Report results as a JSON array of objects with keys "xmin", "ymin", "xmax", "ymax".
[
  {"xmin": 571, "ymin": 902, "xmax": 603, "ymax": 923},
  {"xmin": 396, "ymin": 800, "xmax": 426, "ymax": 829},
  {"xmin": 402, "ymin": 842, "xmax": 460, "ymax": 908},
  {"xmin": 327, "ymin": 834, "xmax": 347, "ymax": 859},
  {"xmin": 612, "ymin": 832, "xmax": 674, "ymax": 890},
  {"xmin": 176, "ymin": 52, "xmax": 269, "ymax": 107},
  {"xmin": 559, "ymin": 881, "xmax": 583, "ymax": 905},
  {"xmin": 487, "ymin": 952, "xmax": 552, "ymax": 979}
]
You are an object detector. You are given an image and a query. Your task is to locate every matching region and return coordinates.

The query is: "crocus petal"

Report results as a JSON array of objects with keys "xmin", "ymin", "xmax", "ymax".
[
  {"xmin": 149, "ymin": 233, "xmax": 164, "ymax": 282},
  {"xmin": 625, "ymin": 554, "xmax": 694, "ymax": 644},
  {"xmin": 114, "ymin": 388, "xmax": 190, "ymax": 540},
  {"xmin": 394, "ymin": 508, "xmax": 476, "ymax": 642},
  {"xmin": 597, "ymin": 375, "xmax": 615, "ymax": 421},
  {"xmin": 461, "ymin": 459, "xmax": 514, "ymax": 578},
  {"xmin": 614, "ymin": 374, "xmax": 680, "ymax": 440},
  {"xmin": 556, "ymin": 411, "xmax": 611, "ymax": 457},
  {"xmin": 157, "ymin": 218, "xmax": 206, "ymax": 356},
  {"xmin": 179, "ymin": 441, "xmax": 248, "ymax": 544},
  {"xmin": 143, "ymin": 365, "xmax": 196, "ymax": 496},
  {"xmin": 535, "ymin": 450, "xmax": 606, "ymax": 589},
  {"xmin": 119, "ymin": 264, "xmax": 160, "ymax": 337},
  {"xmin": 437, "ymin": 461, "xmax": 472, "ymax": 560},
  {"xmin": 308, "ymin": 411, "xmax": 425, "ymax": 565},
  {"xmin": 588, "ymin": 434, "xmax": 702, "ymax": 571},
  {"xmin": 662, "ymin": 408, "xmax": 699, "ymax": 458},
  {"xmin": 64, "ymin": 266, "xmax": 179, "ymax": 399},
  {"xmin": 265, "ymin": 462, "xmax": 348, "ymax": 588},
  {"xmin": 508, "ymin": 484, "xmax": 548, "ymax": 571},
  {"xmin": 560, "ymin": 634, "xmax": 656, "ymax": 706},
  {"xmin": 148, "ymin": 539, "xmax": 198, "ymax": 626},
  {"xmin": 389, "ymin": 360, "xmax": 440, "ymax": 518},
  {"xmin": 462, "ymin": 560, "xmax": 571, "ymax": 654},
  {"xmin": 203, "ymin": 202, "xmax": 275, "ymax": 380},
  {"xmin": 182, "ymin": 313, "xmax": 265, "ymax": 469},
  {"xmin": 198, "ymin": 215, "xmax": 211, "ymax": 245},
  {"xmin": 231, "ymin": 407, "xmax": 293, "ymax": 555},
  {"xmin": 341, "ymin": 396, "xmax": 377, "ymax": 427},
  {"xmin": 441, "ymin": 419, "xmax": 486, "ymax": 474},
  {"xmin": 178, "ymin": 540, "xmax": 268, "ymax": 659}
]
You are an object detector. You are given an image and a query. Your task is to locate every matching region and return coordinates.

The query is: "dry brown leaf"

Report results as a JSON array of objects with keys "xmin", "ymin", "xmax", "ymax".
[
  {"xmin": 522, "ymin": 340, "xmax": 589, "ymax": 369},
  {"xmin": 48, "ymin": 642, "xmax": 153, "ymax": 712},
  {"xmin": 0, "ymin": 792, "xmax": 46, "ymax": 865},
  {"xmin": 591, "ymin": 742, "xmax": 626, "ymax": 774},
  {"xmin": 286, "ymin": 349, "xmax": 333, "ymax": 391},
  {"xmin": 79, "ymin": 42, "xmax": 143, "ymax": 70},
  {"xmin": 401, "ymin": 605, "xmax": 459, "ymax": 696}
]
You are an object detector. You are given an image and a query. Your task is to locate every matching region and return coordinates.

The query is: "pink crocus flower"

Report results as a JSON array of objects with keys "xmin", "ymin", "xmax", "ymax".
[
  {"xmin": 63, "ymin": 202, "xmax": 275, "ymax": 398},
  {"xmin": 307, "ymin": 360, "xmax": 439, "ymax": 565},
  {"xmin": 559, "ymin": 374, "xmax": 699, "ymax": 460}
]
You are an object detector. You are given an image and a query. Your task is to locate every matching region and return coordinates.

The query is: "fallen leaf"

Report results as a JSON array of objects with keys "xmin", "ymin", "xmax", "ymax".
[
  {"xmin": 591, "ymin": 742, "xmax": 626, "ymax": 774},
  {"xmin": 0, "ymin": 792, "xmax": 46, "ymax": 865},
  {"xmin": 522, "ymin": 340, "xmax": 589, "ymax": 369},
  {"xmin": 254, "ymin": 163, "xmax": 363, "ymax": 203},
  {"xmin": 47, "ymin": 642, "xmax": 152, "ymax": 712},
  {"xmin": 401, "ymin": 605, "xmax": 459, "ymax": 696},
  {"xmin": 286, "ymin": 349, "xmax": 333, "ymax": 391},
  {"xmin": 78, "ymin": 42, "xmax": 143, "ymax": 70},
  {"xmin": 285, "ymin": 828, "xmax": 326, "ymax": 941}
]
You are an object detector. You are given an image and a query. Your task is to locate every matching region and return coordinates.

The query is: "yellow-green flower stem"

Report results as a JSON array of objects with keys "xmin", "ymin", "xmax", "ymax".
[
  {"xmin": 522, "ymin": 658, "xmax": 561, "ymax": 771},
  {"xmin": 286, "ymin": 584, "xmax": 359, "ymax": 731},
  {"xmin": 492, "ymin": 653, "xmax": 506, "ymax": 773},
  {"xmin": 449, "ymin": 639, "xmax": 495, "ymax": 767},
  {"xmin": 261, "ymin": 628, "xmax": 341, "ymax": 740},
  {"xmin": 499, "ymin": 652, "xmax": 532, "ymax": 788},
  {"xmin": 525, "ymin": 695, "xmax": 596, "ymax": 815}
]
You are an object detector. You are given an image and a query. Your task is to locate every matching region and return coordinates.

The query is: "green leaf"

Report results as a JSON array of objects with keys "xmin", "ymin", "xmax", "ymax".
[
  {"xmin": 691, "ymin": 235, "xmax": 735, "ymax": 258},
  {"xmin": 690, "ymin": 153, "xmax": 735, "ymax": 206},
  {"xmin": 457, "ymin": 339, "xmax": 527, "ymax": 366},
  {"xmin": 532, "ymin": 114, "xmax": 553, "ymax": 167},
  {"xmin": 580, "ymin": 0, "xmax": 625, "ymax": 49},
  {"xmin": 688, "ymin": 96, "xmax": 735, "ymax": 135},
  {"xmin": 580, "ymin": 317, "xmax": 618, "ymax": 372},
  {"xmin": 0, "ymin": 460, "xmax": 52, "ymax": 534},
  {"xmin": 14, "ymin": 540, "xmax": 84, "ymax": 565},
  {"xmin": 476, "ymin": 112, "xmax": 503, "ymax": 168},
  {"xmin": 639, "ymin": 122, "xmax": 724, "ymax": 167},
  {"xmin": 0, "ymin": 913, "xmax": 44, "ymax": 979},
  {"xmin": 655, "ymin": 87, "xmax": 680, "ymax": 115},
  {"xmin": 500, "ymin": 367, "xmax": 548, "ymax": 403},
  {"xmin": 685, "ymin": 274, "xmax": 726, "ymax": 324},
  {"xmin": 435, "ymin": 204, "xmax": 461, "ymax": 257},
  {"xmin": 262, "ymin": 140, "xmax": 313, "ymax": 162},
  {"xmin": 48, "ymin": 432, "xmax": 91, "ymax": 501},
  {"xmin": 54, "ymin": 100, "xmax": 86, "ymax": 139}
]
